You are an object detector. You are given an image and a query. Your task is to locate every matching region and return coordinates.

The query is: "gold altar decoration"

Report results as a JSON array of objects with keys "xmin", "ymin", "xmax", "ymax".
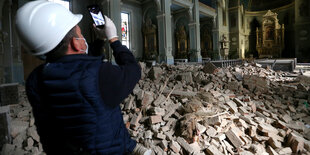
[
  {"xmin": 176, "ymin": 26, "xmax": 188, "ymax": 59},
  {"xmin": 256, "ymin": 10, "xmax": 285, "ymax": 58},
  {"xmin": 143, "ymin": 18, "xmax": 157, "ymax": 60}
]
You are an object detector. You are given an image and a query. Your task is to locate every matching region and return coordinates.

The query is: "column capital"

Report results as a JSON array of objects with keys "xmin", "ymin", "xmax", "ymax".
[
  {"xmin": 156, "ymin": 14, "xmax": 166, "ymax": 19},
  {"xmin": 188, "ymin": 22, "xmax": 200, "ymax": 26},
  {"xmin": 188, "ymin": 22, "xmax": 195, "ymax": 26}
]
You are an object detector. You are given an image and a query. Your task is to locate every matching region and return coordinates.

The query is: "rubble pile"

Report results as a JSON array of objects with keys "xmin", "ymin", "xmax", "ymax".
[
  {"xmin": 123, "ymin": 62, "xmax": 310, "ymax": 155},
  {"xmin": 1, "ymin": 62, "xmax": 310, "ymax": 155},
  {"xmin": 1, "ymin": 86, "xmax": 43, "ymax": 155}
]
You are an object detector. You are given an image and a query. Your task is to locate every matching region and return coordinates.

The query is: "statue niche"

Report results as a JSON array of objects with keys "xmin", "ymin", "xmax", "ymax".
[
  {"xmin": 143, "ymin": 18, "xmax": 157, "ymax": 60},
  {"xmin": 256, "ymin": 10, "xmax": 285, "ymax": 58},
  {"xmin": 176, "ymin": 26, "xmax": 188, "ymax": 59}
]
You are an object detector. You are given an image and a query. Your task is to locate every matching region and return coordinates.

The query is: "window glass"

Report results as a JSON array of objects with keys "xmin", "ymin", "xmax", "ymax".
[{"xmin": 121, "ymin": 12, "xmax": 130, "ymax": 48}]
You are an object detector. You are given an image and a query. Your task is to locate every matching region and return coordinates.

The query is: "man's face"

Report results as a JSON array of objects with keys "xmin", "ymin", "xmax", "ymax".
[{"xmin": 75, "ymin": 26, "xmax": 87, "ymax": 51}]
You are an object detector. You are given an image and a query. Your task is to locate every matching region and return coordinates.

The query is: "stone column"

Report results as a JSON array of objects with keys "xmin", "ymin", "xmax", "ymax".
[
  {"xmin": 188, "ymin": 0, "xmax": 202, "ymax": 62},
  {"xmin": 156, "ymin": 0, "xmax": 174, "ymax": 64},
  {"xmin": 99, "ymin": 0, "xmax": 121, "ymax": 62},
  {"xmin": 212, "ymin": 16, "xmax": 221, "ymax": 60}
]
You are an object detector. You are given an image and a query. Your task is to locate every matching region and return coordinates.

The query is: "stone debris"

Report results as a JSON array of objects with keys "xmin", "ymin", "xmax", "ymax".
[
  {"xmin": 0, "ymin": 106, "xmax": 11, "ymax": 148},
  {"xmin": 1, "ymin": 62, "xmax": 310, "ymax": 155},
  {"xmin": 124, "ymin": 62, "xmax": 310, "ymax": 154},
  {"xmin": 0, "ymin": 85, "xmax": 42, "ymax": 155}
]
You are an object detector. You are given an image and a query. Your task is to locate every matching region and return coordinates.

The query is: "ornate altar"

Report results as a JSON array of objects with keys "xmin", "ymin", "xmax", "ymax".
[
  {"xmin": 143, "ymin": 18, "xmax": 157, "ymax": 60},
  {"xmin": 176, "ymin": 26, "xmax": 188, "ymax": 59},
  {"xmin": 256, "ymin": 10, "xmax": 285, "ymax": 58}
]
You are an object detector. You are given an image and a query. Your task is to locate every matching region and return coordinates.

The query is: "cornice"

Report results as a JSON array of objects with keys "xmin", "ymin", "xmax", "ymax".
[{"xmin": 245, "ymin": 2, "xmax": 295, "ymax": 16}]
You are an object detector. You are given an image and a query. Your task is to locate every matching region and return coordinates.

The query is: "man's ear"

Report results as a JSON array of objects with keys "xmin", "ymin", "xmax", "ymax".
[{"xmin": 71, "ymin": 38, "xmax": 81, "ymax": 51}]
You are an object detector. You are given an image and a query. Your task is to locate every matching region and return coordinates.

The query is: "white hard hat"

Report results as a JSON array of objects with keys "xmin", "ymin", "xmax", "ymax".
[{"xmin": 15, "ymin": 0, "xmax": 83, "ymax": 55}]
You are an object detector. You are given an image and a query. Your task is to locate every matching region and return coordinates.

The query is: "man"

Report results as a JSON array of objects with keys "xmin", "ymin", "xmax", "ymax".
[{"xmin": 15, "ymin": 1, "xmax": 151, "ymax": 154}]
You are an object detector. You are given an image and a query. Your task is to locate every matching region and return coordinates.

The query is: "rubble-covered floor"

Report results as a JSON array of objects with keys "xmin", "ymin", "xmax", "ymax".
[{"xmin": 1, "ymin": 62, "xmax": 310, "ymax": 155}]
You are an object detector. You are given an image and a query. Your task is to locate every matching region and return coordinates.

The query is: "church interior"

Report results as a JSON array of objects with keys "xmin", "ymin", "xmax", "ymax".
[
  {"xmin": 0, "ymin": 0, "xmax": 310, "ymax": 154},
  {"xmin": 0, "ymin": 0, "xmax": 309, "ymax": 84}
]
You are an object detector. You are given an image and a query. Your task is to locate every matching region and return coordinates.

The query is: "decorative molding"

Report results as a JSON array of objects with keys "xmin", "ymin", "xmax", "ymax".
[
  {"xmin": 199, "ymin": 2, "xmax": 216, "ymax": 17},
  {"xmin": 172, "ymin": 8, "xmax": 188, "ymax": 15},
  {"xmin": 199, "ymin": 2, "xmax": 216, "ymax": 12},
  {"xmin": 264, "ymin": 10, "xmax": 277, "ymax": 17},
  {"xmin": 188, "ymin": 22, "xmax": 197, "ymax": 26},
  {"xmin": 228, "ymin": 6, "xmax": 238, "ymax": 10},
  {"xmin": 172, "ymin": 0, "xmax": 193, "ymax": 9},
  {"xmin": 142, "ymin": 5, "xmax": 158, "ymax": 23},
  {"xmin": 174, "ymin": 15, "xmax": 190, "ymax": 29},
  {"xmin": 245, "ymin": 2, "xmax": 295, "ymax": 16},
  {"xmin": 156, "ymin": 14, "xmax": 165, "ymax": 19}
]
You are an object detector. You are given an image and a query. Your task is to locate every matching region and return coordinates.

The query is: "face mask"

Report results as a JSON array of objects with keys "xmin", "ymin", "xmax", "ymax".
[{"xmin": 75, "ymin": 37, "xmax": 89, "ymax": 54}]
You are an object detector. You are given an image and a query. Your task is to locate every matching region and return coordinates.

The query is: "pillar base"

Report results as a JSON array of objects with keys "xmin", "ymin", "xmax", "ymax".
[
  {"xmin": 158, "ymin": 55, "xmax": 174, "ymax": 65},
  {"xmin": 190, "ymin": 52, "xmax": 202, "ymax": 62}
]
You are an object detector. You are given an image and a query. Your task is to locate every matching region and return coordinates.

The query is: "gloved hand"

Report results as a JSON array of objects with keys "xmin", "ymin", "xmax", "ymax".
[
  {"xmin": 103, "ymin": 15, "xmax": 118, "ymax": 40},
  {"xmin": 92, "ymin": 15, "xmax": 118, "ymax": 41}
]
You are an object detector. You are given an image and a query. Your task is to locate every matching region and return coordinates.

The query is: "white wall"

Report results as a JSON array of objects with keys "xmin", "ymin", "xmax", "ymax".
[{"xmin": 121, "ymin": 1, "xmax": 143, "ymax": 59}]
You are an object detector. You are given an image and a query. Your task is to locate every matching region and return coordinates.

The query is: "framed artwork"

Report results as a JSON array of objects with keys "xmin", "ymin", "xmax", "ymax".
[{"xmin": 143, "ymin": 18, "xmax": 157, "ymax": 60}]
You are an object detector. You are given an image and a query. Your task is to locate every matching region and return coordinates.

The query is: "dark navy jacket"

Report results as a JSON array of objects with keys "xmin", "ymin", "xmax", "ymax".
[{"xmin": 26, "ymin": 41, "xmax": 141, "ymax": 154}]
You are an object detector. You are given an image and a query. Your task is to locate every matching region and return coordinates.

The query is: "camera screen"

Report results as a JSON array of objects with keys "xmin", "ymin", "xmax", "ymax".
[{"xmin": 88, "ymin": 6, "xmax": 105, "ymax": 26}]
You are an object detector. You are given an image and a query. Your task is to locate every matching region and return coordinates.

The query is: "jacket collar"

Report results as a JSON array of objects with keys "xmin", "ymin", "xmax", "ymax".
[{"xmin": 48, "ymin": 54, "xmax": 104, "ymax": 63}]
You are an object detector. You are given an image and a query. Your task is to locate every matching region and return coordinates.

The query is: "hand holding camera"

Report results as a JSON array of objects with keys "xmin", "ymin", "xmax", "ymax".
[
  {"xmin": 88, "ymin": 5, "xmax": 118, "ymax": 41},
  {"xmin": 92, "ymin": 16, "xmax": 118, "ymax": 42},
  {"xmin": 102, "ymin": 15, "xmax": 118, "ymax": 40}
]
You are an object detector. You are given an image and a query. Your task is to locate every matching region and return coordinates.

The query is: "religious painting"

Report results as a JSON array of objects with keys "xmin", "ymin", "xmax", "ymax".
[
  {"xmin": 265, "ymin": 26, "xmax": 275, "ymax": 40},
  {"xmin": 143, "ymin": 18, "xmax": 157, "ymax": 60},
  {"xmin": 176, "ymin": 25, "xmax": 188, "ymax": 59},
  {"xmin": 146, "ymin": 35, "xmax": 155, "ymax": 54}
]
